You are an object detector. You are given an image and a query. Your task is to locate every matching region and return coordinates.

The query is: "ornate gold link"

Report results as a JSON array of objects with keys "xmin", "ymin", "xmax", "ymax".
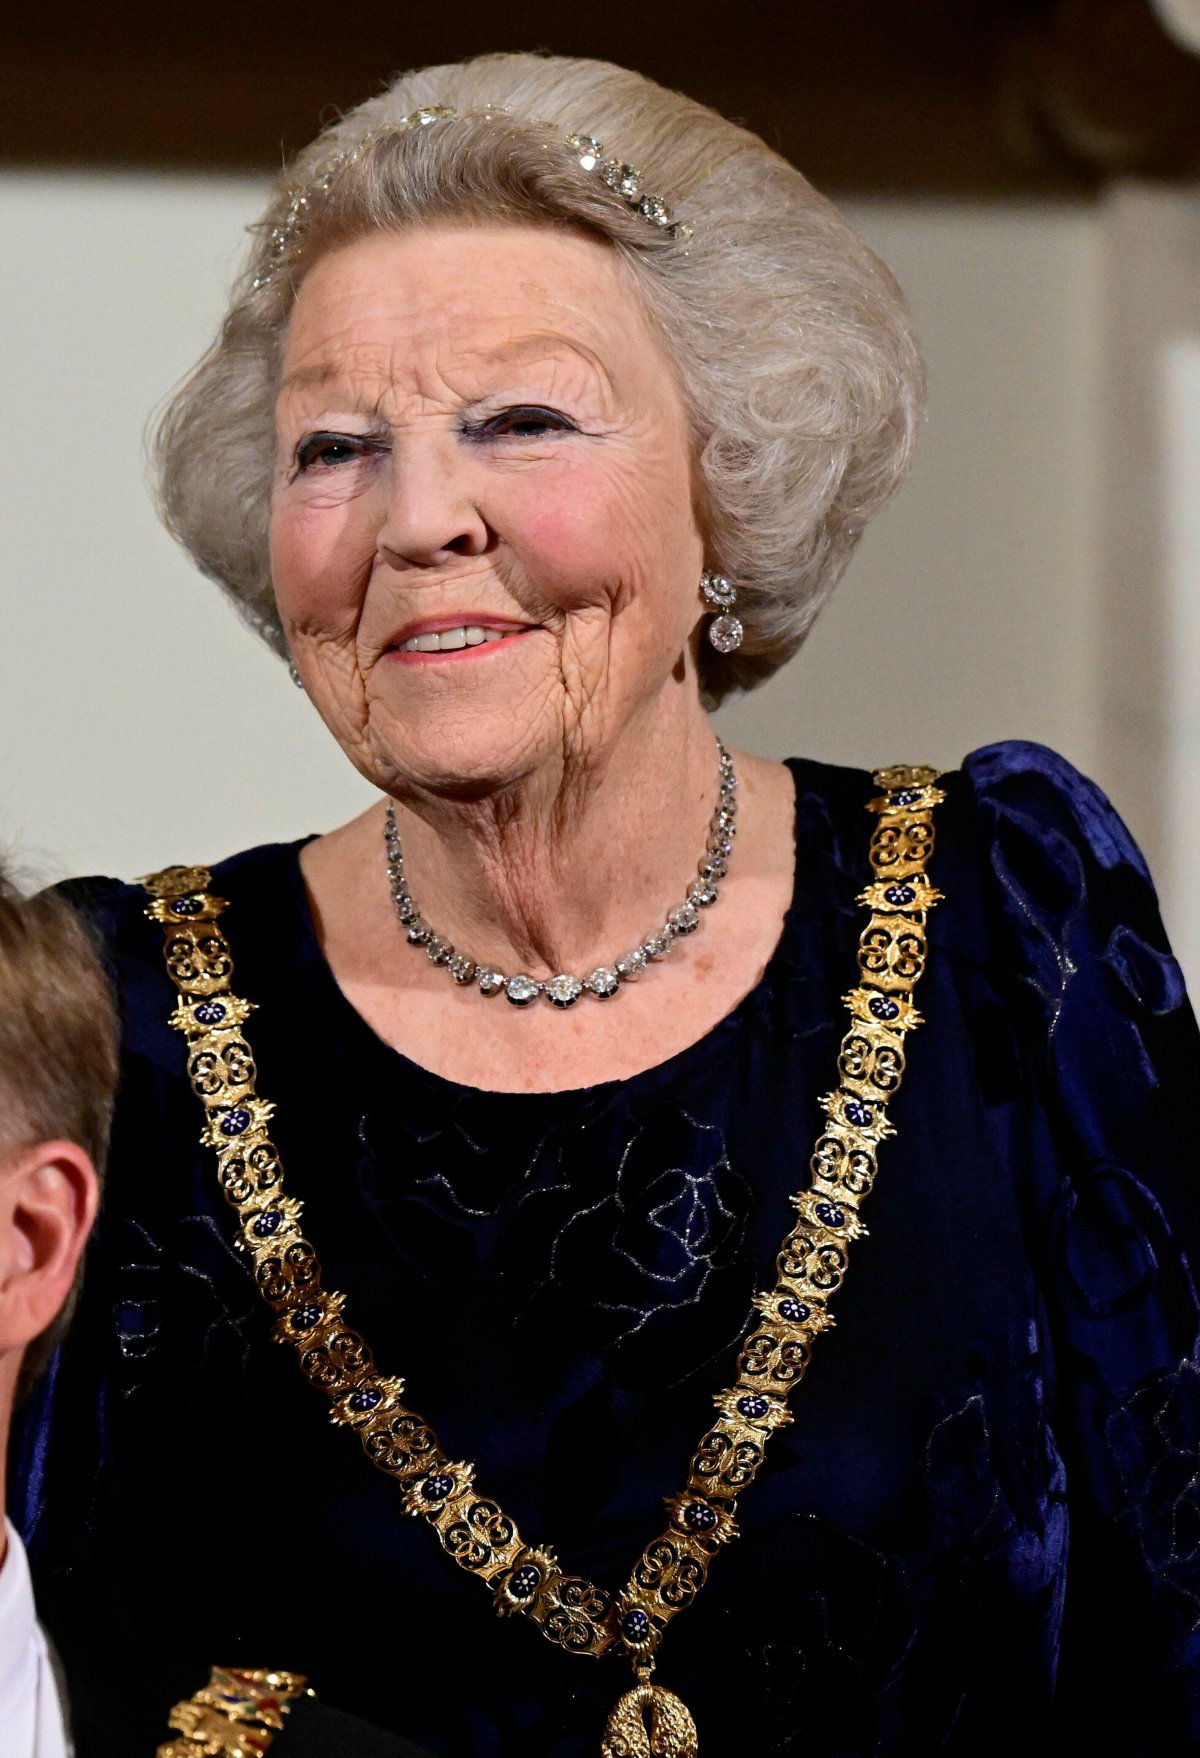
[
  {"xmin": 157, "ymin": 1667, "xmax": 313, "ymax": 1757},
  {"xmin": 534, "ymin": 1575, "xmax": 615, "ymax": 1654}
]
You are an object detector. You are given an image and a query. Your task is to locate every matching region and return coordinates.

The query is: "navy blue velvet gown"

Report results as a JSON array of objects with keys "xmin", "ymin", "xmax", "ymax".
[{"xmin": 13, "ymin": 742, "xmax": 1200, "ymax": 1756}]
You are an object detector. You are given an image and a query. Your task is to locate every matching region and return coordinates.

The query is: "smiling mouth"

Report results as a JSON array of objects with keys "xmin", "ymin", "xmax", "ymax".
[{"xmin": 388, "ymin": 623, "xmax": 536, "ymax": 657}]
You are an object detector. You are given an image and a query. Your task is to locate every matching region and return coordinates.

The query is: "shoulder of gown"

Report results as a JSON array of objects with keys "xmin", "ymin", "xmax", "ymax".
[
  {"xmin": 51, "ymin": 841, "xmax": 307, "ymax": 1070},
  {"xmin": 952, "ymin": 738, "xmax": 1195, "ymax": 1174}
]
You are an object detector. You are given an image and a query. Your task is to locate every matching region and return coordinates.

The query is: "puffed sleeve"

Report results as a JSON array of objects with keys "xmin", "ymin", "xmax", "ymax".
[{"xmin": 964, "ymin": 740, "xmax": 1200, "ymax": 1750}]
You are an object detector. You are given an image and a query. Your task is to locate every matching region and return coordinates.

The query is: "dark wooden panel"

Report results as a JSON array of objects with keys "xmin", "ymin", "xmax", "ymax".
[{"xmin": 2, "ymin": 0, "xmax": 1197, "ymax": 192}]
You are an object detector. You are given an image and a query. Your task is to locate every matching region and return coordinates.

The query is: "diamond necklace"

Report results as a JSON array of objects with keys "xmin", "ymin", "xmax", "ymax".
[{"xmin": 384, "ymin": 741, "xmax": 736, "ymax": 1008}]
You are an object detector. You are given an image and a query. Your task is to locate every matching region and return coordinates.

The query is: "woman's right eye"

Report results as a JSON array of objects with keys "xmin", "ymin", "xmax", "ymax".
[{"xmin": 295, "ymin": 432, "xmax": 375, "ymax": 471}]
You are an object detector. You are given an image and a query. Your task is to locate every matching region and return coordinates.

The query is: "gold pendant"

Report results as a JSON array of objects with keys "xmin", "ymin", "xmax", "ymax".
[{"xmin": 601, "ymin": 1681, "xmax": 699, "ymax": 1757}]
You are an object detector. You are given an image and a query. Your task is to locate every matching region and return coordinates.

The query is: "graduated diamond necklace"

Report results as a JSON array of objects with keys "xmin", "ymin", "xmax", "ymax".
[{"xmin": 384, "ymin": 740, "xmax": 737, "ymax": 1008}]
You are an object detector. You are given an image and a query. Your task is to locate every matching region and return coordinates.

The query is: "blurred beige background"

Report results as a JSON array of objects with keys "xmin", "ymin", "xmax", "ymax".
[{"xmin": 2, "ymin": 169, "xmax": 1198, "ymax": 980}]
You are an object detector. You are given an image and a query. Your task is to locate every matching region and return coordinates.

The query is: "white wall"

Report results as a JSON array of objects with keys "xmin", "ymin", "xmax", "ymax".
[
  {"xmin": 3, "ymin": 170, "xmax": 1191, "ymax": 977},
  {"xmin": 1096, "ymin": 187, "xmax": 1200, "ymax": 987},
  {"xmin": 1, "ymin": 172, "xmax": 375, "ymax": 889}
]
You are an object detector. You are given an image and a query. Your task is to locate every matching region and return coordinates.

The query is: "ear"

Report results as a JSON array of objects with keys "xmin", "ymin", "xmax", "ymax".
[{"xmin": 0, "ymin": 1141, "xmax": 99, "ymax": 1352}]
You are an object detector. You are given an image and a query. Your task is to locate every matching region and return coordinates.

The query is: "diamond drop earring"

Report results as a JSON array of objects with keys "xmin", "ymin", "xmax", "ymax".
[{"xmin": 701, "ymin": 571, "xmax": 743, "ymax": 653}]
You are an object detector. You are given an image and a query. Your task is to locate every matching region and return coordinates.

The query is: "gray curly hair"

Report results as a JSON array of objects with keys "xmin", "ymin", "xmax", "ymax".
[{"xmin": 153, "ymin": 52, "xmax": 923, "ymax": 705}]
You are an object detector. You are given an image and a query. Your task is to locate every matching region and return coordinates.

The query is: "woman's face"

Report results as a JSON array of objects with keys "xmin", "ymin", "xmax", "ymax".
[{"xmin": 269, "ymin": 224, "xmax": 706, "ymax": 800}]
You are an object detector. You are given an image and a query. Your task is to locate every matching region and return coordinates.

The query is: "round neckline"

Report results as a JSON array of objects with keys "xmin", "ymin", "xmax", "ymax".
[{"xmin": 279, "ymin": 760, "xmax": 810, "ymax": 1105}]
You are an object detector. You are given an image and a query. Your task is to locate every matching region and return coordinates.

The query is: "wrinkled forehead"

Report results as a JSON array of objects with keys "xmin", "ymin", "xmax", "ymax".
[{"xmin": 277, "ymin": 224, "xmax": 656, "ymax": 404}]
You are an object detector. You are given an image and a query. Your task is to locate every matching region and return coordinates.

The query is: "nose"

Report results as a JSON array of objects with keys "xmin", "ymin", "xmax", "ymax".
[{"xmin": 375, "ymin": 435, "xmax": 491, "ymax": 568}]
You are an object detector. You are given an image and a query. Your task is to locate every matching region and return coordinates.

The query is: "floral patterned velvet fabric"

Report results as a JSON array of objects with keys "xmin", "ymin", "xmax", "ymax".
[{"xmin": 13, "ymin": 742, "xmax": 1200, "ymax": 1756}]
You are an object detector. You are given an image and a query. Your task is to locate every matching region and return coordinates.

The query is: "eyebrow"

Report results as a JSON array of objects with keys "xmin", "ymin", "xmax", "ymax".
[{"xmin": 279, "ymin": 362, "xmax": 341, "ymax": 393}]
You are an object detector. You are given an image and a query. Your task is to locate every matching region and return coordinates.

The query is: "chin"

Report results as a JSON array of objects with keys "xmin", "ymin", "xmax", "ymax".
[{"xmin": 367, "ymin": 711, "xmax": 562, "ymax": 803}]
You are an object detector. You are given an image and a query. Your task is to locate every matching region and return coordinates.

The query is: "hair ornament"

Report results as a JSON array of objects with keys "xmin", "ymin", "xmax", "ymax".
[
  {"xmin": 562, "ymin": 131, "xmax": 691, "ymax": 239},
  {"xmin": 253, "ymin": 105, "xmax": 691, "ymax": 291}
]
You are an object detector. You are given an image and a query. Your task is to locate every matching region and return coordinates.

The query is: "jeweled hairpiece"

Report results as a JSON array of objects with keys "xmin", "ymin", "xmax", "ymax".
[{"xmin": 252, "ymin": 104, "xmax": 692, "ymax": 291}]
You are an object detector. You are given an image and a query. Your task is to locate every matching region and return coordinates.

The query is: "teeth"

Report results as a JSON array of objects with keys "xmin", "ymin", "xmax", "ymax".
[{"xmin": 399, "ymin": 626, "xmax": 519, "ymax": 653}]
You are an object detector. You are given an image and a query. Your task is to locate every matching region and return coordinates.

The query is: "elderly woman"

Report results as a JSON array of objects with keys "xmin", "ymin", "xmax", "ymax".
[{"xmin": 13, "ymin": 50, "xmax": 1200, "ymax": 1758}]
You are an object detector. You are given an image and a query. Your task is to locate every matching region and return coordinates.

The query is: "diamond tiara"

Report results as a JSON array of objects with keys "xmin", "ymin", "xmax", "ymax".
[{"xmin": 252, "ymin": 105, "xmax": 693, "ymax": 292}]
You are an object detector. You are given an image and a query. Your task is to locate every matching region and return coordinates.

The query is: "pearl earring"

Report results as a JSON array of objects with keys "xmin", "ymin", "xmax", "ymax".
[
  {"xmin": 288, "ymin": 660, "xmax": 305, "ymax": 690},
  {"xmin": 701, "ymin": 571, "xmax": 743, "ymax": 653}
]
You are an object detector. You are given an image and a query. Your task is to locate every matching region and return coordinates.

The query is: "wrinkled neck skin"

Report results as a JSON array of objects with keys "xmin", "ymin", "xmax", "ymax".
[{"xmin": 382, "ymin": 682, "xmax": 720, "ymax": 978}]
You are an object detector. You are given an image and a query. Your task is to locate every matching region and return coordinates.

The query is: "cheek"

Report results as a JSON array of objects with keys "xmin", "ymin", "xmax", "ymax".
[
  {"xmin": 509, "ymin": 450, "xmax": 697, "ymax": 609},
  {"xmin": 269, "ymin": 494, "xmax": 376, "ymax": 630},
  {"xmin": 514, "ymin": 474, "xmax": 613, "ymax": 599}
]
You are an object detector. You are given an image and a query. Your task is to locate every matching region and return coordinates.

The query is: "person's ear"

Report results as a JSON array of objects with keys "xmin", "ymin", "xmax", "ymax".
[{"xmin": 0, "ymin": 1141, "xmax": 98, "ymax": 1351}]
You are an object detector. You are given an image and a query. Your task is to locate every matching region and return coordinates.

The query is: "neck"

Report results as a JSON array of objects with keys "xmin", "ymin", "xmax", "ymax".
[
  {"xmin": 0, "ymin": 1360, "xmax": 13, "ymax": 1571},
  {"xmin": 389, "ymin": 694, "xmax": 721, "ymax": 976}
]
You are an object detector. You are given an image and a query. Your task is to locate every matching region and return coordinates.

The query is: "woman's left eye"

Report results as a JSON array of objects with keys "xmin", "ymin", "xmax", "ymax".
[{"xmin": 471, "ymin": 406, "xmax": 577, "ymax": 440}]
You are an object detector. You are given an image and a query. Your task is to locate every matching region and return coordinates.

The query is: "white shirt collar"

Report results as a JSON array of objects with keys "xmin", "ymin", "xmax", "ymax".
[{"xmin": 0, "ymin": 1520, "xmax": 70, "ymax": 1758}]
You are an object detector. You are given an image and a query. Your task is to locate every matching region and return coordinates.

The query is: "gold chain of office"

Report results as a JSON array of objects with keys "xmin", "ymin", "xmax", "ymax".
[{"xmin": 141, "ymin": 764, "xmax": 944, "ymax": 1758}]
